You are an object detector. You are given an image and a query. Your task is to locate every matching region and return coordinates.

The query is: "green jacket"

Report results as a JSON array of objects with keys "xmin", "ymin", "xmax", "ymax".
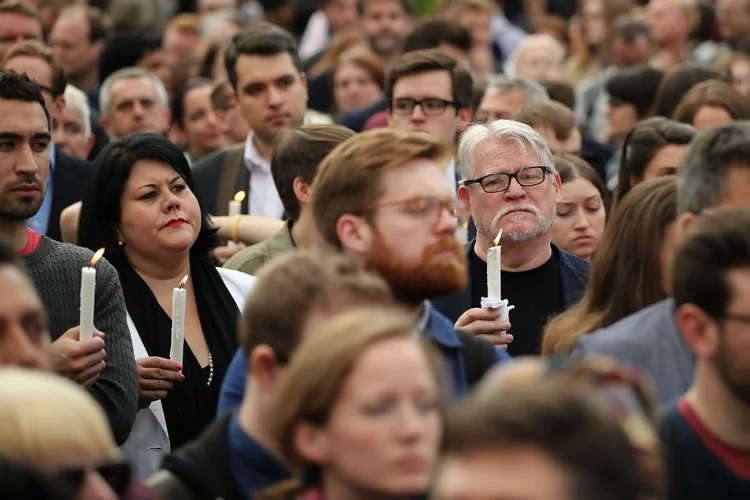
[{"xmin": 223, "ymin": 222, "xmax": 295, "ymax": 276}]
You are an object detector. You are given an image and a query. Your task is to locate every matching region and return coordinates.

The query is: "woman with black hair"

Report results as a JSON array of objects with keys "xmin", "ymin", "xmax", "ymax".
[{"xmin": 78, "ymin": 134, "xmax": 255, "ymax": 476}]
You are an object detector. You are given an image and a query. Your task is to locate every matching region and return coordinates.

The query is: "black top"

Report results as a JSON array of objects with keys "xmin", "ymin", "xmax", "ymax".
[
  {"xmin": 114, "ymin": 254, "xmax": 239, "ymax": 451},
  {"xmin": 660, "ymin": 402, "xmax": 750, "ymax": 500},
  {"xmin": 470, "ymin": 249, "xmax": 564, "ymax": 356}
]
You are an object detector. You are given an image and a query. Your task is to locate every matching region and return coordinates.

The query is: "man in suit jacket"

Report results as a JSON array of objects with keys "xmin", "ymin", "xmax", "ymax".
[
  {"xmin": 433, "ymin": 119, "xmax": 589, "ymax": 357},
  {"xmin": 192, "ymin": 21, "xmax": 308, "ymax": 218},
  {"xmin": 1, "ymin": 41, "xmax": 94, "ymax": 242}
]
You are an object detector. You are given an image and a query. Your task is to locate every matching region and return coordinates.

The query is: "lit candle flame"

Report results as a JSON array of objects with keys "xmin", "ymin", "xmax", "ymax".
[
  {"xmin": 493, "ymin": 229, "xmax": 502, "ymax": 247},
  {"xmin": 179, "ymin": 275, "xmax": 189, "ymax": 289},
  {"xmin": 89, "ymin": 248, "xmax": 105, "ymax": 267},
  {"xmin": 233, "ymin": 191, "xmax": 246, "ymax": 203}
]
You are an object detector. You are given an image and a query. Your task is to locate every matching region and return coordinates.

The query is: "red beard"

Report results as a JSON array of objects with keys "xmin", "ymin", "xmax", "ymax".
[{"xmin": 366, "ymin": 233, "xmax": 468, "ymax": 306}]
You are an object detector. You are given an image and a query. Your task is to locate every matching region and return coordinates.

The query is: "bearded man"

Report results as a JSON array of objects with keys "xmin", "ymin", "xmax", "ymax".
[
  {"xmin": 312, "ymin": 128, "xmax": 508, "ymax": 396},
  {"xmin": 432, "ymin": 119, "xmax": 590, "ymax": 357}
]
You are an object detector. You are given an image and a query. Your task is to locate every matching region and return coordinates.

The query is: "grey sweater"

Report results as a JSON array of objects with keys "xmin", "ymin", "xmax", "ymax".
[{"xmin": 23, "ymin": 236, "xmax": 138, "ymax": 444}]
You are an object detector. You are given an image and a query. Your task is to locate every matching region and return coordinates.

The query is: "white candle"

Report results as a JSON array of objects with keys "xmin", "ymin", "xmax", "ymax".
[
  {"xmin": 486, "ymin": 231, "xmax": 502, "ymax": 300},
  {"xmin": 79, "ymin": 248, "xmax": 104, "ymax": 341},
  {"xmin": 170, "ymin": 276, "xmax": 188, "ymax": 365},
  {"xmin": 228, "ymin": 191, "xmax": 245, "ymax": 249}
]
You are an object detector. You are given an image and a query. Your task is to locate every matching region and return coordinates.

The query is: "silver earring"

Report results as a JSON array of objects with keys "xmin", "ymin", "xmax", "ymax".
[{"xmin": 117, "ymin": 241, "xmax": 124, "ymax": 247}]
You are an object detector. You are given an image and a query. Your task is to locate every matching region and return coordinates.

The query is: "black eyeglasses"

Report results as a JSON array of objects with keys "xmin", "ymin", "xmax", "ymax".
[
  {"xmin": 461, "ymin": 166, "xmax": 551, "ymax": 193},
  {"xmin": 49, "ymin": 462, "xmax": 132, "ymax": 497},
  {"xmin": 389, "ymin": 97, "xmax": 459, "ymax": 116}
]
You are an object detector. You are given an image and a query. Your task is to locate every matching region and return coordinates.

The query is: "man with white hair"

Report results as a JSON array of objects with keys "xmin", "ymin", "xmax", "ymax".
[
  {"xmin": 433, "ymin": 120, "xmax": 589, "ymax": 357},
  {"xmin": 56, "ymin": 85, "xmax": 95, "ymax": 159},
  {"xmin": 475, "ymin": 74, "xmax": 549, "ymax": 123},
  {"xmin": 98, "ymin": 67, "xmax": 170, "ymax": 139}
]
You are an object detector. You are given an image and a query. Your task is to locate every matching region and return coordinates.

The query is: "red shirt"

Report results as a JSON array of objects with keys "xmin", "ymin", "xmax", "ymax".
[
  {"xmin": 679, "ymin": 397, "xmax": 750, "ymax": 480},
  {"xmin": 17, "ymin": 228, "xmax": 42, "ymax": 256}
]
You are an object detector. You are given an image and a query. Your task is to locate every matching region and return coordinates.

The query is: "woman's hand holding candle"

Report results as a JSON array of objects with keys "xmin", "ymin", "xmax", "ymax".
[{"xmin": 136, "ymin": 357, "xmax": 184, "ymax": 408}]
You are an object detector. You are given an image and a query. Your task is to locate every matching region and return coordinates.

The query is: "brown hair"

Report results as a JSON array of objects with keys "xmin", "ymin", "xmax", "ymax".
[
  {"xmin": 542, "ymin": 177, "xmax": 677, "ymax": 356},
  {"xmin": 672, "ymin": 79, "xmax": 750, "ymax": 125},
  {"xmin": 210, "ymin": 78, "xmax": 233, "ymax": 111},
  {"xmin": 268, "ymin": 307, "xmax": 440, "ymax": 482},
  {"xmin": 385, "ymin": 48, "xmax": 473, "ymax": 110},
  {"xmin": 309, "ymin": 30, "xmax": 365, "ymax": 79},
  {"xmin": 612, "ymin": 117, "xmax": 696, "ymax": 211},
  {"xmin": 60, "ymin": 4, "xmax": 109, "ymax": 42},
  {"xmin": 652, "ymin": 63, "xmax": 731, "ymax": 119},
  {"xmin": 513, "ymin": 100, "xmax": 577, "ymax": 141},
  {"xmin": 271, "ymin": 124, "xmax": 357, "ymax": 222},
  {"xmin": 568, "ymin": 0, "xmax": 632, "ymax": 69},
  {"xmin": 0, "ymin": 0, "xmax": 41, "ymax": 23},
  {"xmin": 164, "ymin": 13, "xmax": 200, "ymax": 37},
  {"xmin": 1, "ymin": 40, "xmax": 66, "ymax": 97},
  {"xmin": 331, "ymin": 47, "xmax": 386, "ymax": 100},
  {"xmin": 311, "ymin": 128, "xmax": 448, "ymax": 249},
  {"xmin": 440, "ymin": 0, "xmax": 492, "ymax": 15},
  {"xmin": 240, "ymin": 249, "xmax": 394, "ymax": 363},
  {"xmin": 540, "ymin": 78, "xmax": 575, "ymax": 109},
  {"xmin": 443, "ymin": 380, "xmax": 641, "ymax": 500},
  {"xmin": 554, "ymin": 153, "xmax": 610, "ymax": 212}
]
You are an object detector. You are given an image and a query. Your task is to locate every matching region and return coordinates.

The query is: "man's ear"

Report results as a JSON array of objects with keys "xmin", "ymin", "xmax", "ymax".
[
  {"xmin": 54, "ymin": 95, "xmax": 66, "ymax": 118},
  {"xmin": 100, "ymin": 115, "xmax": 112, "ymax": 137},
  {"xmin": 249, "ymin": 345, "xmax": 282, "ymax": 390},
  {"xmin": 85, "ymin": 134, "xmax": 95, "ymax": 158},
  {"xmin": 336, "ymin": 214, "xmax": 372, "ymax": 257},
  {"xmin": 552, "ymin": 172, "xmax": 563, "ymax": 203},
  {"xmin": 675, "ymin": 303, "xmax": 720, "ymax": 359},
  {"xmin": 457, "ymin": 107, "xmax": 473, "ymax": 134},
  {"xmin": 458, "ymin": 184, "xmax": 472, "ymax": 213},
  {"xmin": 293, "ymin": 177, "xmax": 311, "ymax": 205}
]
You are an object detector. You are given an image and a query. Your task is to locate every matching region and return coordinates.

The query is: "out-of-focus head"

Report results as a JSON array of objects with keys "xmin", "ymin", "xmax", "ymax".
[
  {"xmin": 0, "ymin": 368, "xmax": 122, "ymax": 500},
  {"xmin": 513, "ymin": 100, "xmax": 581, "ymax": 154},
  {"xmin": 604, "ymin": 65, "xmax": 664, "ymax": 142},
  {"xmin": 57, "ymin": 84, "xmax": 94, "ymax": 160},
  {"xmin": 652, "ymin": 63, "xmax": 731, "ymax": 119},
  {"xmin": 0, "ymin": 239, "xmax": 50, "ymax": 371},
  {"xmin": 0, "ymin": 0, "xmax": 42, "ymax": 60},
  {"xmin": 331, "ymin": 48, "xmax": 385, "ymax": 114},
  {"xmin": 97, "ymin": 33, "xmax": 169, "ymax": 93},
  {"xmin": 435, "ymin": 378, "xmax": 642, "ymax": 500},
  {"xmin": 672, "ymin": 79, "xmax": 750, "ymax": 130},
  {"xmin": 48, "ymin": 5, "xmax": 108, "ymax": 83},
  {"xmin": 99, "ymin": 67, "xmax": 170, "ymax": 139},
  {"xmin": 162, "ymin": 13, "xmax": 204, "ymax": 69},
  {"xmin": 210, "ymin": 77, "xmax": 249, "ymax": 144},
  {"xmin": 270, "ymin": 307, "xmax": 444, "ymax": 498},
  {"xmin": 506, "ymin": 34, "xmax": 564, "ymax": 82},
  {"xmin": 476, "ymin": 74, "xmax": 549, "ymax": 123},
  {"xmin": 358, "ymin": 0, "xmax": 413, "ymax": 59}
]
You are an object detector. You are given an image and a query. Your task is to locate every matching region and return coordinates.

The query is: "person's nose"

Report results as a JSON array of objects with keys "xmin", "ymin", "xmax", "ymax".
[
  {"xmin": 435, "ymin": 202, "xmax": 458, "ymax": 235},
  {"xmin": 268, "ymin": 85, "xmax": 283, "ymax": 107},
  {"xmin": 410, "ymin": 104, "xmax": 426, "ymax": 123},
  {"xmin": 503, "ymin": 176, "xmax": 526, "ymax": 201},
  {"xmin": 573, "ymin": 209, "xmax": 591, "ymax": 230},
  {"xmin": 163, "ymin": 189, "xmax": 181, "ymax": 213},
  {"xmin": 397, "ymin": 402, "xmax": 426, "ymax": 441},
  {"xmin": 0, "ymin": 328, "xmax": 48, "ymax": 370},
  {"xmin": 14, "ymin": 144, "xmax": 41, "ymax": 178}
]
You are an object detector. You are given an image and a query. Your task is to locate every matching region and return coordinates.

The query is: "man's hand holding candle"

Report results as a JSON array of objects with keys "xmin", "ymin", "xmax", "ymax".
[
  {"xmin": 49, "ymin": 326, "xmax": 106, "ymax": 387},
  {"xmin": 136, "ymin": 357, "xmax": 183, "ymax": 409},
  {"xmin": 455, "ymin": 307, "xmax": 514, "ymax": 349}
]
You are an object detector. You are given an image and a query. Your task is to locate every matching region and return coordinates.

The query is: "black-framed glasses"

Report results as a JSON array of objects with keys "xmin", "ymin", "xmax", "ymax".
[
  {"xmin": 461, "ymin": 166, "xmax": 551, "ymax": 193},
  {"xmin": 389, "ymin": 97, "xmax": 459, "ymax": 116},
  {"xmin": 364, "ymin": 196, "xmax": 469, "ymax": 227}
]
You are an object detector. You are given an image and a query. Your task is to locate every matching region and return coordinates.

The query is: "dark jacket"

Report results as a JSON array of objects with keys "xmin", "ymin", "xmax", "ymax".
[
  {"xmin": 48, "ymin": 148, "xmax": 93, "ymax": 241},
  {"xmin": 192, "ymin": 144, "xmax": 248, "ymax": 216},
  {"xmin": 336, "ymin": 96, "xmax": 387, "ymax": 133},
  {"xmin": 147, "ymin": 412, "xmax": 245, "ymax": 500},
  {"xmin": 431, "ymin": 240, "xmax": 590, "ymax": 323}
]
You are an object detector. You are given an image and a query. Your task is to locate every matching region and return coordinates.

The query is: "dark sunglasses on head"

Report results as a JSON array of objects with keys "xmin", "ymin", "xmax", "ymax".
[{"xmin": 49, "ymin": 461, "xmax": 132, "ymax": 497}]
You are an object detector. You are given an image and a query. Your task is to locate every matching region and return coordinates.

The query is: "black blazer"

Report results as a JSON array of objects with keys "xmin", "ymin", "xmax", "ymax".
[{"xmin": 47, "ymin": 148, "xmax": 93, "ymax": 242}]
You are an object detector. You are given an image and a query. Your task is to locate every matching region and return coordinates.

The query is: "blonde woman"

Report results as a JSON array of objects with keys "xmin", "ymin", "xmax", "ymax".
[
  {"xmin": 0, "ymin": 369, "xmax": 155, "ymax": 499},
  {"xmin": 263, "ymin": 307, "xmax": 446, "ymax": 500}
]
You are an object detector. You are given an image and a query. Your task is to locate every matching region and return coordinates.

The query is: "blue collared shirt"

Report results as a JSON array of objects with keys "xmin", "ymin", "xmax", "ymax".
[
  {"xmin": 29, "ymin": 143, "xmax": 55, "ymax": 235},
  {"xmin": 228, "ymin": 410, "xmax": 291, "ymax": 496},
  {"xmin": 217, "ymin": 301, "xmax": 509, "ymax": 414}
]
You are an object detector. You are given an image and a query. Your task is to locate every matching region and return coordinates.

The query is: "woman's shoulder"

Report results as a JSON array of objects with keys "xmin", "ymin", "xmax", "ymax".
[{"xmin": 217, "ymin": 267, "xmax": 256, "ymax": 307}]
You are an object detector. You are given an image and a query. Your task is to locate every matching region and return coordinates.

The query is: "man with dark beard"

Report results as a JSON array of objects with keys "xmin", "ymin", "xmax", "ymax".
[
  {"xmin": 0, "ymin": 69, "xmax": 137, "ymax": 444},
  {"xmin": 660, "ymin": 207, "xmax": 750, "ymax": 499},
  {"xmin": 312, "ymin": 128, "xmax": 509, "ymax": 397}
]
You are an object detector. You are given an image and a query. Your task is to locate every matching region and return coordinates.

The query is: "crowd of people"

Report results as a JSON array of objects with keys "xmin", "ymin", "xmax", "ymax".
[{"xmin": 0, "ymin": 0, "xmax": 750, "ymax": 499}]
